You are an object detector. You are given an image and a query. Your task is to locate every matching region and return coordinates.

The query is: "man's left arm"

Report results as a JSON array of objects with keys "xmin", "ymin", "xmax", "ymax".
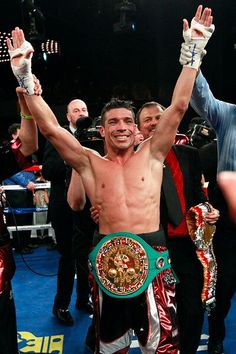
[
  {"xmin": 190, "ymin": 71, "xmax": 235, "ymax": 131},
  {"xmin": 67, "ymin": 169, "xmax": 86, "ymax": 212},
  {"xmin": 151, "ymin": 5, "xmax": 214, "ymax": 161}
]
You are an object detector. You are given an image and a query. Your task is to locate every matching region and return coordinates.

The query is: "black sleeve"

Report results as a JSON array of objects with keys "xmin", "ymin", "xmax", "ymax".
[
  {"xmin": 0, "ymin": 142, "xmax": 22, "ymax": 181},
  {"xmin": 41, "ymin": 140, "xmax": 66, "ymax": 182}
]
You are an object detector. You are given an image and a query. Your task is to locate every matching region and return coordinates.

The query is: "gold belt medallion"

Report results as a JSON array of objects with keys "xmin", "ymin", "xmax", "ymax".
[{"xmin": 95, "ymin": 235, "xmax": 149, "ymax": 296}]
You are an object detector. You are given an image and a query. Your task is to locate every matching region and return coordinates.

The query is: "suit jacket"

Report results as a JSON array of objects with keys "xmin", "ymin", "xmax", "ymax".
[
  {"xmin": 172, "ymin": 144, "xmax": 207, "ymax": 211},
  {"xmin": 161, "ymin": 144, "xmax": 207, "ymax": 233},
  {"xmin": 42, "ymin": 126, "xmax": 72, "ymax": 203}
]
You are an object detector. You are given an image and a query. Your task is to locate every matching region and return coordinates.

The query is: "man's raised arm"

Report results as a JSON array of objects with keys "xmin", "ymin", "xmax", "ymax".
[
  {"xmin": 17, "ymin": 87, "xmax": 38, "ymax": 156},
  {"xmin": 7, "ymin": 27, "xmax": 88, "ymax": 172},
  {"xmin": 151, "ymin": 5, "xmax": 214, "ymax": 161}
]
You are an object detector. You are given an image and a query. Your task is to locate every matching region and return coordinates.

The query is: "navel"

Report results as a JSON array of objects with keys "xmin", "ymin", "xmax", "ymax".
[
  {"xmin": 141, "ymin": 177, "xmax": 144, "ymax": 182},
  {"xmin": 101, "ymin": 183, "xmax": 105, "ymax": 188}
]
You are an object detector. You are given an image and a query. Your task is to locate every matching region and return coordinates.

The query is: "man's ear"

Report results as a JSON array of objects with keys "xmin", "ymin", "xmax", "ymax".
[
  {"xmin": 66, "ymin": 112, "xmax": 71, "ymax": 122},
  {"xmin": 99, "ymin": 126, "xmax": 105, "ymax": 138}
]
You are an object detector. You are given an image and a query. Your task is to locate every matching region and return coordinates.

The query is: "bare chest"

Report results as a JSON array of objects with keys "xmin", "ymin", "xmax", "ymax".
[{"xmin": 93, "ymin": 158, "xmax": 160, "ymax": 206}]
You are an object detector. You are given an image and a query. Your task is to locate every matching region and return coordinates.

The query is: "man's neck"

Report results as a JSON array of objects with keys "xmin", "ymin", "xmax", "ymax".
[
  {"xmin": 69, "ymin": 124, "xmax": 76, "ymax": 134},
  {"xmin": 106, "ymin": 147, "xmax": 134, "ymax": 165}
]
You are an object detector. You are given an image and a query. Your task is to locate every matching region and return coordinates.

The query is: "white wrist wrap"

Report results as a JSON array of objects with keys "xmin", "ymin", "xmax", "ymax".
[
  {"xmin": 180, "ymin": 18, "xmax": 215, "ymax": 70},
  {"xmin": 179, "ymin": 43, "xmax": 207, "ymax": 69},
  {"xmin": 8, "ymin": 40, "xmax": 34, "ymax": 95}
]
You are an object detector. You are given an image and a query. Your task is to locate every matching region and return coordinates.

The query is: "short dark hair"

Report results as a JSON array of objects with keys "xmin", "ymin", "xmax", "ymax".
[
  {"xmin": 8, "ymin": 123, "xmax": 21, "ymax": 137},
  {"xmin": 100, "ymin": 98, "xmax": 135, "ymax": 126},
  {"xmin": 136, "ymin": 101, "xmax": 166, "ymax": 127}
]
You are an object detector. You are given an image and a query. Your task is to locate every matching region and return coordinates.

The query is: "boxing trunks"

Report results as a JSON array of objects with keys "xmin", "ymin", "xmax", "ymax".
[{"xmin": 89, "ymin": 229, "xmax": 179, "ymax": 354}]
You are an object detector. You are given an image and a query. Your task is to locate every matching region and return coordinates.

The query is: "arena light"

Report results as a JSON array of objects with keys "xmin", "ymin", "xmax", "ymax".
[
  {"xmin": 0, "ymin": 32, "xmax": 60, "ymax": 64},
  {"xmin": 0, "ymin": 32, "xmax": 11, "ymax": 63},
  {"xmin": 41, "ymin": 39, "xmax": 60, "ymax": 55}
]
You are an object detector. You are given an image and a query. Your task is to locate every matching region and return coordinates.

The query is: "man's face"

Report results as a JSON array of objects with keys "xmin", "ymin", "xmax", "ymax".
[
  {"xmin": 67, "ymin": 99, "xmax": 88, "ymax": 129},
  {"xmin": 138, "ymin": 105, "xmax": 164, "ymax": 139},
  {"xmin": 99, "ymin": 108, "xmax": 136, "ymax": 151}
]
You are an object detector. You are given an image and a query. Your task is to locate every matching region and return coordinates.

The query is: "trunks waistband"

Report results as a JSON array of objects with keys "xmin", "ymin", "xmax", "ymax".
[{"xmin": 93, "ymin": 227, "xmax": 166, "ymax": 247}]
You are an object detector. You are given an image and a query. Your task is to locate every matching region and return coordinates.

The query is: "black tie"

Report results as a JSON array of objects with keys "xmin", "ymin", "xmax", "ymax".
[{"xmin": 162, "ymin": 162, "xmax": 183, "ymax": 226}]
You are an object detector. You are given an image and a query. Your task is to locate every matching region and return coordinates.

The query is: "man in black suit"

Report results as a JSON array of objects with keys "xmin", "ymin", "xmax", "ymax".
[
  {"xmin": 42, "ymin": 99, "xmax": 93, "ymax": 326},
  {"xmin": 199, "ymin": 141, "xmax": 236, "ymax": 354},
  {"xmin": 137, "ymin": 101, "xmax": 219, "ymax": 354}
]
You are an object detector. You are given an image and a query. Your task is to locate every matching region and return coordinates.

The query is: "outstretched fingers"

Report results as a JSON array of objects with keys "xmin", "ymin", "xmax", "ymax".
[
  {"xmin": 196, "ymin": 7, "xmax": 213, "ymax": 27},
  {"xmin": 6, "ymin": 27, "xmax": 25, "ymax": 51},
  {"xmin": 12, "ymin": 27, "xmax": 25, "ymax": 49},
  {"xmin": 183, "ymin": 19, "xmax": 189, "ymax": 32},
  {"xmin": 6, "ymin": 37, "xmax": 13, "ymax": 51},
  {"xmin": 194, "ymin": 4, "xmax": 203, "ymax": 22},
  {"xmin": 201, "ymin": 8, "xmax": 212, "ymax": 26},
  {"xmin": 194, "ymin": 5, "xmax": 213, "ymax": 27},
  {"xmin": 205, "ymin": 14, "xmax": 213, "ymax": 28}
]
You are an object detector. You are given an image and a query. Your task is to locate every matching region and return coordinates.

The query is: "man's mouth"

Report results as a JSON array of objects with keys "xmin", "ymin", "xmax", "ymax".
[{"xmin": 114, "ymin": 135, "xmax": 129, "ymax": 141}]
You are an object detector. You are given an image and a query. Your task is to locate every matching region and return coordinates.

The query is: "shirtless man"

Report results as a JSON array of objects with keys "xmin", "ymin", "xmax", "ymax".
[{"xmin": 7, "ymin": 5, "xmax": 214, "ymax": 353}]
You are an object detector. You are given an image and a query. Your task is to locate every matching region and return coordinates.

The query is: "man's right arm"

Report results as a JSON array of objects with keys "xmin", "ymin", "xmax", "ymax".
[
  {"xmin": 190, "ymin": 71, "xmax": 235, "ymax": 131},
  {"xmin": 7, "ymin": 27, "xmax": 90, "ymax": 174},
  {"xmin": 24, "ymin": 94, "xmax": 90, "ymax": 173}
]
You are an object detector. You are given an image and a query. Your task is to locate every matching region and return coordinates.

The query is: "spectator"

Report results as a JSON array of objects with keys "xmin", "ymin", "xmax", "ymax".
[
  {"xmin": 3, "ymin": 123, "xmax": 37, "ymax": 254},
  {"xmin": 137, "ymin": 101, "xmax": 219, "ymax": 354},
  {"xmin": 0, "ymin": 80, "xmax": 38, "ymax": 354}
]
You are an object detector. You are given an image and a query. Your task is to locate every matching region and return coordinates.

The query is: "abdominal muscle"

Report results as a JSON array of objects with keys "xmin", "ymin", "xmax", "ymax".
[
  {"xmin": 87, "ymin": 147, "xmax": 162, "ymax": 235},
  {"xmin": 96, "ymin": 187, "xmax": 160, "ymax": 235}
]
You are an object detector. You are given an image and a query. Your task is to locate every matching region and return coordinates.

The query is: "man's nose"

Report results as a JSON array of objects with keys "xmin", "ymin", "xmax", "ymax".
[
  {"xmin": 150, "ymin": 119, "xmax": 157, "ymax": 127},
  {"xmin": 117, "ymin": 121, "xmax": 126, "ymax": 130}
]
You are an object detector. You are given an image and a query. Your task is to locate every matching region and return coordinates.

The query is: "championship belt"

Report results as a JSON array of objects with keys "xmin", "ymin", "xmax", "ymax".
[
  {"xmin": 89, "ymin": 231, "xmax": 172, "ymax": 298},
  {"xmin": 186, "ymin": 203, "xmax": 217, "ymax": 313}
]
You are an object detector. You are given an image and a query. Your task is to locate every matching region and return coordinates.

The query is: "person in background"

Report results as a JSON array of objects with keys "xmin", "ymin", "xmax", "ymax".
[
  {"xmin": 199, "ymin": 140, "xmax": 236, "ymax": 354},
  {"xmin": 0, "ymin": 81, "xmax": 38, "ymax": 353},
  {"xmin": 33, "ymin": 170, "xmax": 50, "ymax": 242},
  {"xmin": 137, "ymin": 101, "xmax": 219, "ymax": 354},
  {"xmin": 42, "ymin": 98, "xmax": 93, "ymax": 326},
  {"xmin": 3, "ymin": 123, "xmax": 37, "ymax": 254},
  {"xmin": 179, "ymin": 16, "xmax": 236, "ymax": 353}
]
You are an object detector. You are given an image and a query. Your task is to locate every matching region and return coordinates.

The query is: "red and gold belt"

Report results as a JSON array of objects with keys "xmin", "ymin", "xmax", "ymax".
[{"xmin": 186, "ymin": 203, "xmax": 217, "ymax": 314}]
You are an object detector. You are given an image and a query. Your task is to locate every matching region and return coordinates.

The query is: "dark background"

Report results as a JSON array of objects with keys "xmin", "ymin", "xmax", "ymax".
[{"xmin": 0, "ymin": 0, "xmax": 236, "ymax": 140}]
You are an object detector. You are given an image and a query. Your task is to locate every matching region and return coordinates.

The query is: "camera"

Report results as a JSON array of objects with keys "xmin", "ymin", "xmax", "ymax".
[
  {"xmin": 74, "ymin": 116, "xmax": 101, "ymax": 141},
  {"xmin": 74, "ymin": 117, "xmax": 104, "ymax": 155},
  {"xmin": 187, "ymin": 118, "xmax": 216, "ymax": 149}
]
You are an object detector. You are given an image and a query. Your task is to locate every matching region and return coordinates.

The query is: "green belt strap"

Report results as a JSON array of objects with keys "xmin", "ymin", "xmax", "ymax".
[{"xmin": 89, "ymin": 231, "xmax": 174, "ymax": 298}]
